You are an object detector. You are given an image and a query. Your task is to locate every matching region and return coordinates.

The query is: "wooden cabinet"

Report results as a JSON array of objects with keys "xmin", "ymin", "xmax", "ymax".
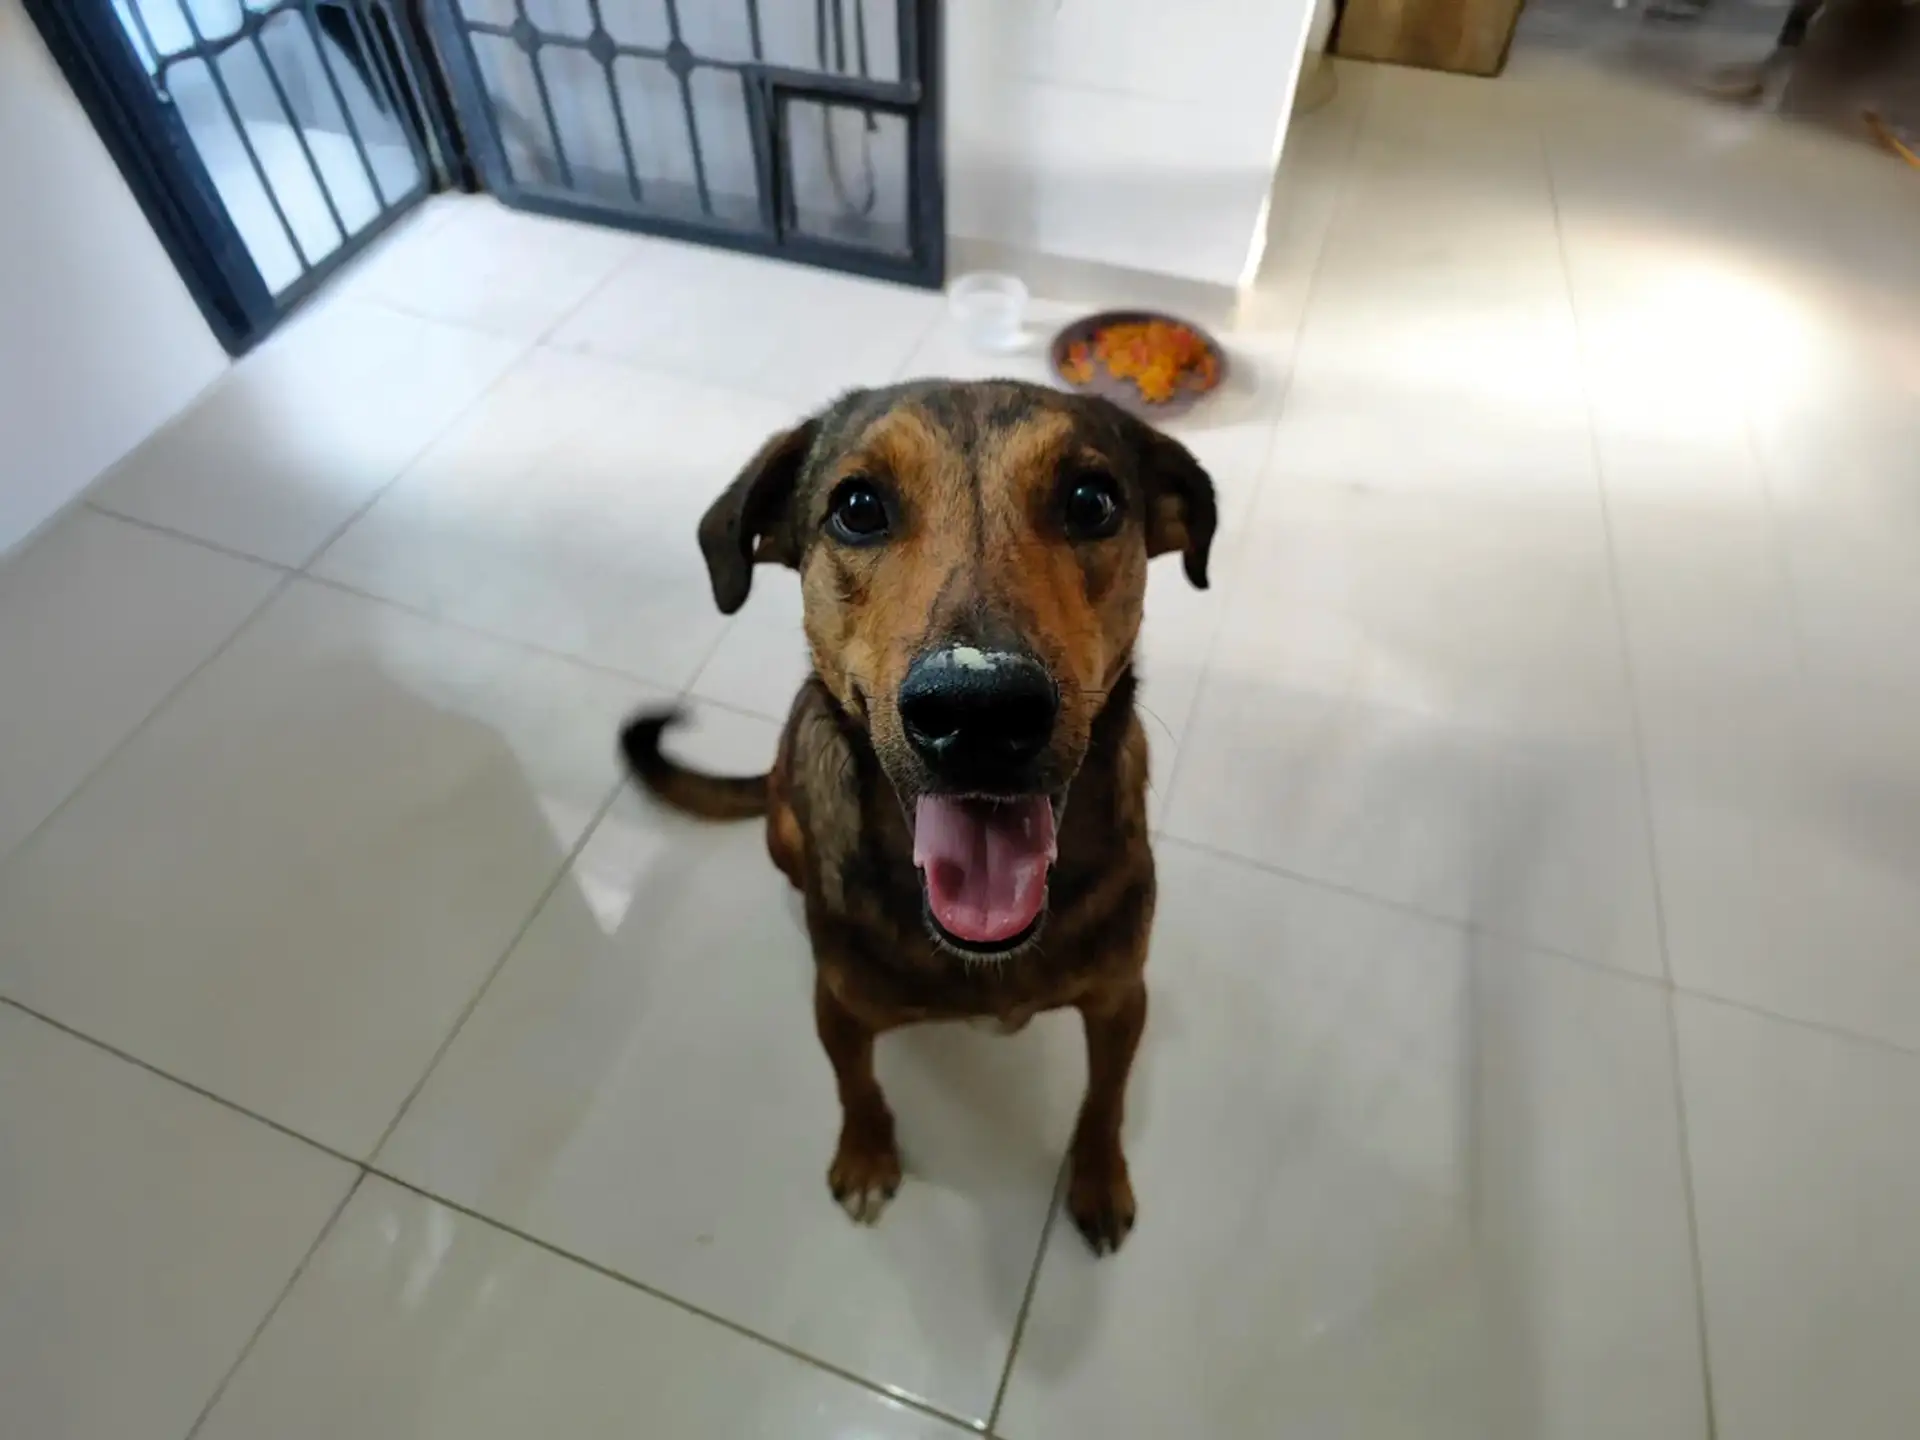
[{"xmin": 1335, "ymin": 0, "xmax": 1528, "ymax": 78}]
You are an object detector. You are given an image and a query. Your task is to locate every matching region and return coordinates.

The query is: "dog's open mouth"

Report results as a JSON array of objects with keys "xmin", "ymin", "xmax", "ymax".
[{"xmin": 912, "ymin": 795, "xmax": 1058, "ymax": 954}]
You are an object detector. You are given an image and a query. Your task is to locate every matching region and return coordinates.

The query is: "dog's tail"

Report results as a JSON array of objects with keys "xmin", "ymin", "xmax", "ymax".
[{"xmin": 618, "ymin": 710, "xmax": 768, "ymax": 821}]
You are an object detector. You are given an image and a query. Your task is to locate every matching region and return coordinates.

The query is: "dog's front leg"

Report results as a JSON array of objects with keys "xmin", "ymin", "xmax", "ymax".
[
  {"xmin": 1068, "ymin": 978, "xmax": 1148, "ymax": 1255},
  {"xmin": 814, "ymin": 976, "xmax": 903, "ymax": 1224}
]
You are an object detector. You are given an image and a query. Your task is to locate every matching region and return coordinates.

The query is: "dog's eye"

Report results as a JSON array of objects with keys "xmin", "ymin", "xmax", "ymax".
[
  {"xmin": 826, "ymin": 478, "xmax": 890, "ymax": 544},
  {"xmin": 1062, "ymin": 473, "xmax": 1124, "ymax": 541}
]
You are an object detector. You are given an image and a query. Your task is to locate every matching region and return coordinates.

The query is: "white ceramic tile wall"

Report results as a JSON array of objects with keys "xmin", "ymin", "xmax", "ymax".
[
  {"xmin": 0, "ymin": 0, "xmax": 227, "ymax": 554},
  {"xmin": 946, "ymin": 0, "xmax": 1313, "ymax": 286}
]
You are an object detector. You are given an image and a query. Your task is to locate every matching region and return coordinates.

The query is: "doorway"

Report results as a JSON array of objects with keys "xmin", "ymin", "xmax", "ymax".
[
  {"xmin": 25, "ymin": 1, "xmax": 456, "ymax": 353},
  {"xmin": 426, "ymin": 0, "xmax": 944, "ymax": 287},
  {"xmin": 26, "ymin": 0, "xmax": 944, "ymax": 358}
]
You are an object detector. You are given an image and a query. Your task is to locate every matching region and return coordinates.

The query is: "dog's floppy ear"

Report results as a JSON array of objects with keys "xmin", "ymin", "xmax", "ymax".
[
  {"xmin": 697, "ymin": 418, "xmax": 820, "ymax": 614},
  {"xmin": 1121, "ymin": 412, "xmax": 1218, "ymax": 590}
]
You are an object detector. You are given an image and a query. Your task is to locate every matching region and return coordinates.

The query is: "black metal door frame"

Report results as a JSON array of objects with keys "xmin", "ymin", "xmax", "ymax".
[
  {"xmin": 24, "ymin": 0, "xmax": 461, "ymax": 355},
  {"xmin": 424, "ymin": 0, "xmax": 944, "ymax": 289}
]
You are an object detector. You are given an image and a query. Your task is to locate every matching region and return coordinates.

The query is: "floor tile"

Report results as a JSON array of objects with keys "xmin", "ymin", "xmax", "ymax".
[
  {"xmin": 1160, "ymin": 485, "xmax": 1659, "ymax": 974},
  {"xmin": 1271, "ymin": 372, "xmax": 1598, "ymax": 505},
  {"xmin": 313, "ymin": 348, "xmax": 799, "ymax": 688},
  {"xmin": 193, "ymin": 1177, "xmax": 969, "ymax": 1440},
  {"xmin": 0, "ymin": 1005, "xmax": 354, "ymax": 1440},
  {"xmin": 894, "ymin": 296, "xmax": 1083, "ymax": 388},
  {"xmin": 89, "ymin": 298, "xmax": 525, "ymax": 566},
  {"xmin": 0, "ymin": 581, "xmax": 654, "ymax": 1154},
  {"xmin": 1317, "ymin": 136, "xmax": 1566, "ymax": 294},
  {"xmin": 1292, "ymin": 268, "xmax": 1586, "ymax": 400},
  {"xmin": 1165, "ymin": 684, "xmax": 1662, "ymax": 977},
  {"xmin": 1189, "ymin": 482, "xmax": 1629, "ymax": 741},
  {"xmin": 381, "ymin": 707, "xmax": 1084, "ymax": 1424},
  {"xmin": 0, "ymin": 510, "xmax": 279, "ymax": 863},
  {"xmin": 548, "ymin": 239, "xmax": 942, "ymax": 408},
  {"xmin": 1677, "ymin": 998, "xmax": 1920, "ymax": 1440},
  {"xmin": 1606, "ymin": 494, "xmax": 1801, "ymax": 685},
  {"xmin": 1776, "ymin": 509, "xmax": 1920, "ymax": 701},
  {"xmin": 341, "ymin": 198, "xmax": 641, "ymax": 340},
  {"xmin": 683, "ymin": 568, "xmax": 812, "ymax": 721},
  {"xmin": 998, "ymin": 841, "xmax": 1706, "ymax": 1440},
  {"xmin": 1641, "ymin": 674, "xmax": 1920, "ymax": 1049}
]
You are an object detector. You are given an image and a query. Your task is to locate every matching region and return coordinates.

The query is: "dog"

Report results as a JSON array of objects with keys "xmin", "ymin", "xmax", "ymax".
[{"xmin": 620, "ymin": 379, "xmax": 1216, "ymax": 1255}]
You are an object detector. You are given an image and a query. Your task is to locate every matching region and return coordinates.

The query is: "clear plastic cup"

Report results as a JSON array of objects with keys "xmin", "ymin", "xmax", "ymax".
[{"xmin": 947, "ymin": 272, "xmax": 1029, "ymax": 354}]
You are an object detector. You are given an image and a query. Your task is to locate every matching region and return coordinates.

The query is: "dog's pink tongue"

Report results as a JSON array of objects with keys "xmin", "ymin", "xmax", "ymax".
[{"xmin": 913, "ymin": 796, "xmax": 1056, "ymax": 945}]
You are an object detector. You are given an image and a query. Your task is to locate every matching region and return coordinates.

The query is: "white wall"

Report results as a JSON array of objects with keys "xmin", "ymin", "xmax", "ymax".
[
  {"xmin": 946, "ymin": 0, "xmax": 1314, "ymax": 288},
  {"xmin": 0, "ymin": 0, "xmax": 228, "ymax": 555}
]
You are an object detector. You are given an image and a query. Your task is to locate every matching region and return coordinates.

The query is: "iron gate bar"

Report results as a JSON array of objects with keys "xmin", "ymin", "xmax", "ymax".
[
  {"xmin": 512, "ymin": 1, "xmax": 577, "ymax": 188},
  {"xmin": 743, "ymin": 70, "xmax": 777, "ymax": 234},
  {"xmin": 28, "ymin": 0, "xmax": 442, "ymax": 355},
  {"xmin": 295, "ymin": 0, "xmax": 389, "ymax": 206},
  {"xmin": 660, "ymin": 0, "xmax": 714, "ymax": 218},
  {"xmin": 770, "ymin": 85, "xmax": 912, "ymax": 238},
  {"xmin": 425, "ymin": 0, "xmax": 943, "ymax": 289},
  {"xmin": 753, "ymin": 65, "xmax": 915, "ymax": 106},
  {"xmin": 154, "ymin": 0, "xmax": 312, "ymax": 268},
  {"xmin": 360, "ymin": 2, "xmax": 478, "ymax": 192},
  {"xmin": 745, "ymin": 0, "xmax": 764, "ymax": 62},
  {"xmin": 336, "ymin": 1, "xmax": 436, "ymax": 184},
  {"xmin": 457, "ymin": 19, "xmax": 918, "ymax": 103},
  {"xmin": 22, "ymin": 0, "xmax": 276, "ymax": 352},
  {"xmin": 246, "ymin": 26, "xmax": 352, "ymax": 243},
  {"xmin": 583, "ymin": 0, "xmax": 644, "ymax": 202}
]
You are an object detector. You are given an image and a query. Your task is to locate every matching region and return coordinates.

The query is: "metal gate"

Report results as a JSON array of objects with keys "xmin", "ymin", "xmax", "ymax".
[
  {"xmin": 424, "ymin": 0, "xmax": 944, "ymax": 288},
  {"xmin": 25, "ymin": 0, "xmax": 459, "ymax": 353}
]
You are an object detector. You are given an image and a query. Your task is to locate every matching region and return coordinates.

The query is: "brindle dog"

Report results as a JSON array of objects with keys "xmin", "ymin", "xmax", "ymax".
[{"xmin": 621, "ymin": 378, "xmax": 1215, "ymax": 1255}]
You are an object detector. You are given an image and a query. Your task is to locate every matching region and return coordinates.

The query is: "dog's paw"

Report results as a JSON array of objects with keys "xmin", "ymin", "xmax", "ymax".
[
  {"xmin": 1067, "ymin": 1156, "xmax": 1136, "ymax": 1257},
  {"xmin": 828, "ymin": 1132, "xmax": 902, "ymax": 1226}
]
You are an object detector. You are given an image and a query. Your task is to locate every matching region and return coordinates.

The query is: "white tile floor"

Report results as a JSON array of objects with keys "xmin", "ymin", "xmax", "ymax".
[{"xmin": 4, "ymin": 54, "xmax": 1920, "ymax": 1440}]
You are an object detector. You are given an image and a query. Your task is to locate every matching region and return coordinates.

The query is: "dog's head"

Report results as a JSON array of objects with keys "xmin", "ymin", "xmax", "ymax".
[{"xmin": 700, "ymin": 380, "xmax": 1215, "ymax": 957}]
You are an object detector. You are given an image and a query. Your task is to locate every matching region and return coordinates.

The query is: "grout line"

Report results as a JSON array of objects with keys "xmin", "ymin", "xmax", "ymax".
[
  {"xmin": 1154, "ymin": 831, "xmax": 1671, "ymax": 991},
  {"xmin": 183, "ymin": 1172, "xmax": 368, "ymax": 1440},
  {"xmin": 1150, "ymin": 95, "xmax": 1369, "ymax": 819},
  {"xmin": 294, "ymin": 570, "xmax": 691, "ymax": 694},
  {"xmin": 0, "ymin": 568, "xmax": 298, "ymax": 877},
  {"xmin": 679, "ymin": 686, "xmax": 798, "ymax": 729},
  {"xmin": 1658, "ymin": 983, "xmax": 1720, "ymax": 1440},
  {"xmin": 1660, "ymin": 986, "xmax": 1920, "ymax": 1061},
  {"xmin": 1660, "ymin": 978, "xmax": 1724, "ymax": 1440},
  {"xmin": 290, "ymin": 351, "xmax": 533, "ymax": 577},
  {"xmin": 0, "ymin": 991, "xmax": 981, "ymax": 1431},
  {"xmin": 1159, "ymin": 830, "xmax": 1920, "ymax": 1059},
  {"xmin": 985, "ymin": 1155, "xmax": 1070, "ymax": 1435},
  {"xmin": 1540, "ymin": 131, "xmax": 1721, "ymax": 1440},
  {"xmin": 364, "ymin": 778, "xmax": 627, "ymax": 1159},
  {"xmin": 1535, "ymin": 134, "xmax": 1672, "ymax": 984},
  {"xmin": 79, "ymin": 502, "xmax": 297, "ymax": 573},
  {"xmin": 358, "ymin": 1168, "xmax": 985, "ymax": 1433},
  {"xmin": 0, "ymin": 361, "xmax": 230, "ymax": 566},
  {"xmin": 530, "ymin": 235, "xmax": 645, "ymax": 349},
  {"xmin": 0, "ymin": 996, "xmax": 364, "ymax": 1168}
]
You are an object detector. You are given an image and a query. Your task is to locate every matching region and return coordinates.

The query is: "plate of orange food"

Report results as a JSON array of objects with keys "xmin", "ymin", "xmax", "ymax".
[{"xmin": 1049, "ymin": 310, "xmax": 1227, "ymax": 418}]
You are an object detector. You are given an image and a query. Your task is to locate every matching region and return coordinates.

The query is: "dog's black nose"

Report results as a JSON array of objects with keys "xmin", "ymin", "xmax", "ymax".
[{"xmin": 898, "ymin": 648, "xmax": 1059, "ymax": 782}]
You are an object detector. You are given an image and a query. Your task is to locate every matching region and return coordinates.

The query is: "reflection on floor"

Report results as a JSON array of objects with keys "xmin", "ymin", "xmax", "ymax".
[
  {"xmin": 3, "ymin": 50, "xmax": 1919, "ymax": 1440},
  {"xmin": 1519, "ymin": 0, "xmax": 1920, "ymax": 138}
]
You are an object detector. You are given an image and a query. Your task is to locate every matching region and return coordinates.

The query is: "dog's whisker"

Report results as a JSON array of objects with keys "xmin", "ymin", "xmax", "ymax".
[{"xmin": 1133, "ymin": 701, "xmax": 1178, "ymax": 750}]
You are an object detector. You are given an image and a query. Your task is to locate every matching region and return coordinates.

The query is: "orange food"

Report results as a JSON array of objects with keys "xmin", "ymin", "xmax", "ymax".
[{"xmin": 1061, "ymin": 319, "xmax": 1217, "ymax": 404}]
